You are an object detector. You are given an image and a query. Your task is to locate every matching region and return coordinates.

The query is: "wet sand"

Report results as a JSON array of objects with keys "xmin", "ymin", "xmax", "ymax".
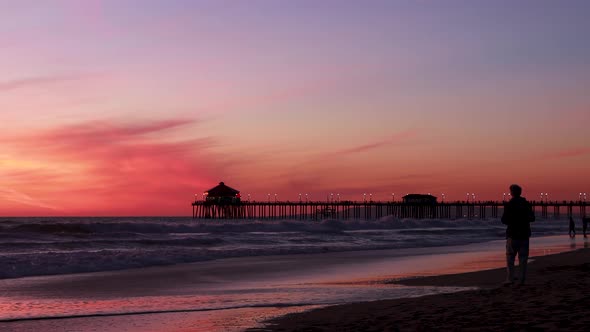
[{"xmin": 260, "ymin": 246, "xmax": 590, "ymax": 331}]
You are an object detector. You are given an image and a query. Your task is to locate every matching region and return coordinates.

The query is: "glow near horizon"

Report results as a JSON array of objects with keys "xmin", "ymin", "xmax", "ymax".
[{"xmin": 1, "ymin": 0, "xmax": 589, "ymax": 216}]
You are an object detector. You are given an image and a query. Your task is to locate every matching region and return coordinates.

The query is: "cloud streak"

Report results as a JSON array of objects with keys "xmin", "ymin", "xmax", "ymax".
[
  {"xmin": 0, "ymin": 74, "xmax": 87, "ymax": 92},
  {"xmin": 333, "ymin": 130, "xmax": 418, "ymax": 156},
  {"xmin": 538, "ymin": 147, "xmax": 590, "ymax": 160},
  {"xmin": 33, "ymin": 118, "xmax": 196, "ymax": 147}
]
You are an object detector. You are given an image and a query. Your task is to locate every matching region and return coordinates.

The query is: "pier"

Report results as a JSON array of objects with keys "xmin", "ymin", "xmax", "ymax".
[{"xmin": 191, "ymin": 201, "xmax": 588, "ymax": 220}]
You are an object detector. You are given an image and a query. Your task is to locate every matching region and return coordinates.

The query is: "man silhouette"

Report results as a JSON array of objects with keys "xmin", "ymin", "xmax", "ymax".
[
  {"xmin": 583, "ymin": 217, "xmax": 588, "ymax": 238},
  {"xmin": 569, "ymin": 217, "xmax": 576, "ymax": 238},
  {"xmin": 501, "ymin": 184, "xmax": 535, "ymax": 286}
]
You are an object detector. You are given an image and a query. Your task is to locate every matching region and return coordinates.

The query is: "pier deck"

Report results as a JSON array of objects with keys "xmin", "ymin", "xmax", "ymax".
[{"xmin": 191, "ymin": 201, "xmax": 588, "ymax": 220}]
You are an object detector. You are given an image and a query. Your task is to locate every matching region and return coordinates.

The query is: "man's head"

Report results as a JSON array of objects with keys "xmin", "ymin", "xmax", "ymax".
[{"xmin": 509, "ymin": 184, "xmax": 522, "ymax": 197}]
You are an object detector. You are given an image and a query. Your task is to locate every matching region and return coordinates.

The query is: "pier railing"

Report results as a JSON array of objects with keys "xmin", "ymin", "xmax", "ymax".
[{"xmin": 191, "ymin": 201, "xmax": 588, "ymax": 220}]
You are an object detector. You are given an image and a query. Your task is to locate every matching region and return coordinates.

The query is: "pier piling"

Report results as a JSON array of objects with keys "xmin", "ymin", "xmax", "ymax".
[{"xmin": 191, "ymin": 201, "xmax": 588, "ymax": 220}]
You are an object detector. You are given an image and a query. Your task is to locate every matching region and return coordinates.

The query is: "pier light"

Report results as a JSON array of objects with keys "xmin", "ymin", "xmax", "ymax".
[
  {"xmin": 580, "ymin": 193, "xmax": 583, "ymax": 201},
  {"xmin": 299, "ymin": 193, "xmax": 302, "ymax": 202},
  {"xmin": 363, "ymin": 193, "xmax": 367, "ymax": 202},
  {"xmin": 442, "ymin": 193, "xmax": 445, "ymax": 202},
  {"xmin": 584, "ymin": 193, "xmax": 587, "ymax": 202},
  {"xmin": 503, "ymin": 193, "xmax": 506, "ymax": 201},
  {"xmin": 337, "ymin": 193, "xmax": 340, "ymax": 202},
  {"xmin": 466, "ymin": 193, "xmax": 470, "ymax": 202},
  {"xmin": 248, "ymin": 193, "xmax": 251, "ymax": 202},
  {"xmin": 369, "ymin": 193, "xmax": 373, "ymax": 202},
  {"xmin": 267, "ymin": 193, "xmax": 271, "ymax": 202},
  {"xmin": 274, "ymin": 193, "xmax": 277, "ymax": 202},
  {"xmin": 391, "ymin": 193, "xmax": 395, "ymax": 202},
  {"xmin": 305, "ymin": 193, "xmax": 309, "ymax": 202},
  {"xmin": 545, "ymin": 193, "xmax": 549, "ymax": 203},
  {"xmin": 330, "ymin": 193, "xmax": 334, "ymax": 202},
  {"xmin": 472, "ymin": 193, "xmax": 476, "ymax": 201}
]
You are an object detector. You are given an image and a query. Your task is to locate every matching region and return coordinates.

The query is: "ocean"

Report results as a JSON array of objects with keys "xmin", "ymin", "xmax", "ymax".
[{"xmin": 0, "ymin": 216, "xmax": 569, "ymax": 279}]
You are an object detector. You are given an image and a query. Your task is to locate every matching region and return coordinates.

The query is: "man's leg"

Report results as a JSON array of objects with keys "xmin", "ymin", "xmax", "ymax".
[
  {"xmin": 505, "ymin": 238, "xmax": 515, "ymax": 284},
  {"xmin": 517, "ymin": 239, "xmax": 529, "ymax": 285}
]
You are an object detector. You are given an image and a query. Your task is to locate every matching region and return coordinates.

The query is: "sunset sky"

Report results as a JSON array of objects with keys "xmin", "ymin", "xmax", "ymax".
[{"xmin": 1, "ymin": 0, "xmax": 589, "ymax": 216}]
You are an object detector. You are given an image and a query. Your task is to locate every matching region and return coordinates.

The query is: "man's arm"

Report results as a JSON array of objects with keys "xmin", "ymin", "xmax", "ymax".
[
  {"xmin": 501, "ymin": 203, "xmax": 510, "ymax": 225},
  {"xmin": 527, "ymin": 201, "xmax": 535, "ymax": 223}
]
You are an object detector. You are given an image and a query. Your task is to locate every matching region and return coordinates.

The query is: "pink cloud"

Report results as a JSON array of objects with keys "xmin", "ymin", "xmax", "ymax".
[
  {"xmin": 271, "ymin": 128, "xmax": 420, "ymax": 177},
  {"xmin": 0, "ymin": 118, "xmax": 226, "ymax": 216},
  {"xmin": 36, "ymin": 119, "xmax": 195, "ymax": 145},
  {"xmin": 0, "ymin": 187, "xmax": 61, "ymax": 211},
  {"xmin": 242, "ymin": 129, "xmax": 425, "ymax": 200}
]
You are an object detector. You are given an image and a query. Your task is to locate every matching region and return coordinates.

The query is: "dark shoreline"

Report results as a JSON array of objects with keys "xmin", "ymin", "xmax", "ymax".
[{"xmin": 256, "ymin": 247, "xmax": 590, "ymax": 331}]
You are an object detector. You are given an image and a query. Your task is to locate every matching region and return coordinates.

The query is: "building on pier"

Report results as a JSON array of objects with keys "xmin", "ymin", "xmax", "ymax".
[
  {"xmin": 204, "ymin": 182, "xmax": 241, "ymax": 205},
  {"xmin": 402, "ymin": 194, "xmax": 437, "ymax": 204}
]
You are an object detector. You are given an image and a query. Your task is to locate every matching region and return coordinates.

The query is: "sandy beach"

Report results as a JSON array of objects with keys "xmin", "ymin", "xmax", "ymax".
[
  {"xmin": 260, "ymin": 246, "xmax": 590, "ymax": 331},
  {"xmin": 0, "ymin": 236, "xmax": 585, "ymax": 331}
]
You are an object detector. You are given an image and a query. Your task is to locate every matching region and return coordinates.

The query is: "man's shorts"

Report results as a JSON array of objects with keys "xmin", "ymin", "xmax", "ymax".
[{"xmin": 506, "ymin": 238, "xmax": 529, "ymax": 258}]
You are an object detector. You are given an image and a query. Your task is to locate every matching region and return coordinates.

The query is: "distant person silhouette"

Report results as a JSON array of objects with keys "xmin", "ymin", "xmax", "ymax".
[
  {"xmin": 501, "ymin": 184, "xmax": 535, "ymax": 286},
  {"xmin": 569, "ymin": 217, "xmax": 576, "ymax": 238},
  {"xmin": 583, "ymin": 217, "xmax": 588, "ymax": 238}
]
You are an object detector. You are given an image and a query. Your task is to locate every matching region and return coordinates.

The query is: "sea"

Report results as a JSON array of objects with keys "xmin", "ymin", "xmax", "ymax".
[{"xmin": 0, "ymin": 216, "xmax": 570, "ymax": 280}]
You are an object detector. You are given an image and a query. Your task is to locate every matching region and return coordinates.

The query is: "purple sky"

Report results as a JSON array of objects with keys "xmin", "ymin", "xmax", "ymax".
[{"xmin": 1, "ymin": 0, "xmax": 589, "ymax": 215}]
